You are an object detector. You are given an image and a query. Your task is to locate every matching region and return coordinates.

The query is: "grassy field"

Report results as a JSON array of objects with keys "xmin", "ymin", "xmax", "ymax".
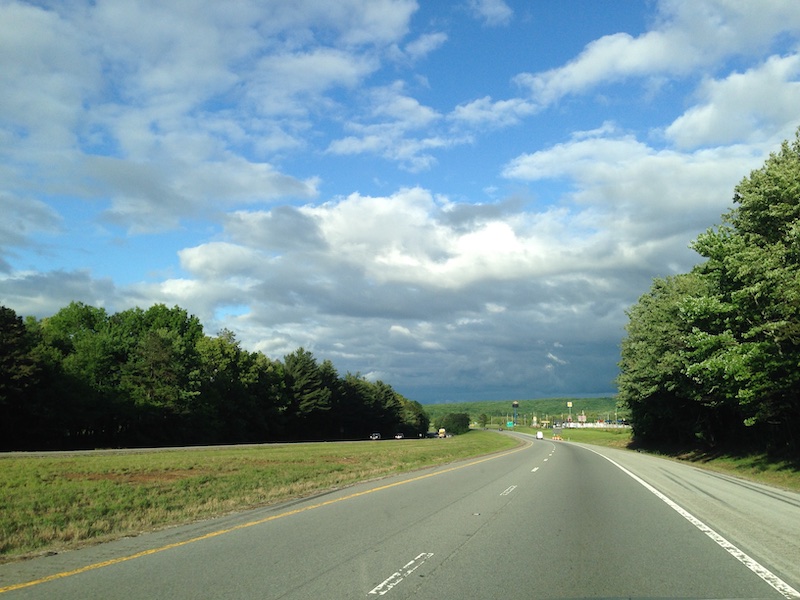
[
  {"xmin": 3, "ymin": 425, "xmax": 797, "ymax": 564},
  {"xmin": 0, "ymin": 432, "xmax": 519, "ymax": 562}
]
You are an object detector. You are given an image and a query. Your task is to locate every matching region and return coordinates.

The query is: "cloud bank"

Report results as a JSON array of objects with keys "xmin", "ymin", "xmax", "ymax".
[{"xmin": 2, "ymin": 0, "xmax": 800, "ymax": 402}]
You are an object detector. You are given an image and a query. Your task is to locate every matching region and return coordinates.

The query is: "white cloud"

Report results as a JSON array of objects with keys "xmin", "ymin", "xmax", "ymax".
[
  {"xmin": 665, "ymin": 54, "xmax": 800, "ymax": 148},
  {"xmin": 404, "ymin": 32, "xmax": 448, "ymax": 61},
  {"xmin": 0, "ymin": 3, "xmax": 97, "ymax": 138},
  {"xmin": 0, "ymin": 270, "xmax": 118, "ymax": 317},
  {"xmin": 547, "ymin": 352, "xmax": 567, "ymax": 366},
  {"xmin": 179, "ymin": 243, "xmax": 264, "ymax": 278},
  {"xmin": 467, "ymin": 0, "xmax": 513, "ymax": 27},
  {"xmin": 0, "ymin": 195, "xmax": 62, "ymax": 272},
  {"xmin": 82, "ymin": 155, "xmax": 318, "ymax": 233},
  {"xmin": 501, "ymin": 133, "xmax": 767, "ymax": 271},
  {"xmin": 326, "ymin": 82, "xmax": 469, "ymax": 171},
  {"xmin": 4, "ymin": 0, "xmax": 800, "ymax": 403},
  {"xmin": 514, "ymin": 0, "xmax": 800, "ymax": 106},
  {"xmin": 249, "ymin": 49, "xmax": 378, "ymax": 116},
  {"xmin": 0, "ymin": 0, "xmax": 417, "ymax": 239},
  {"xmin": 450, "ymin": 96, "xmax": 539, "ymax": 129}
]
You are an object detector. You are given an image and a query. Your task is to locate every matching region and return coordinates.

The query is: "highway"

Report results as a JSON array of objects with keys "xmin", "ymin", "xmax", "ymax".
[{"xmin": 2, "ymin": 433, "xmax": 799, "ymax": 599}]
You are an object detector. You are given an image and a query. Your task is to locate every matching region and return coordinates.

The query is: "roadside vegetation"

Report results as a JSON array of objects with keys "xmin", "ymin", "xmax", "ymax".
[
  {"xmin": 0, "ymin": 431, "xmax": 518, "ymax": 562},
  {"xmin": 0, "ymin": 304, "xmax": 429, "ymax": 450},
  {"xmin": 425, "ymin": 397, "xmax": 621, "ymax": 426},
  {"xmin": 618, "ymin": 130, "xmax": 800, "ymax": 460}
]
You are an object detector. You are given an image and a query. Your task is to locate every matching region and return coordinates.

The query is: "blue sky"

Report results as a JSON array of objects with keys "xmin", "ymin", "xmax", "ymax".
[{"xmin": 2, "ymin": 0, "xmax": 800, "ymax": 403}]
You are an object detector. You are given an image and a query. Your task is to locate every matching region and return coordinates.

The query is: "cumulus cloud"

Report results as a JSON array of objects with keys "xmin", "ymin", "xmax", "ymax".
[
  {"xmin": 126, "ymin": 179, "xmax": 665, "ymax": 396},
  {"xmin": 3, "ymin": 0, "xmax": 800, "ymax": 402},
  {"xmin": 665, "ymin": 54, "xmax": 800, "ymax": 148},
  {"xmin": 0, "ymin": 195, "xmax": 63, "ymax": 272},
  {"xmin": 326, "ymin": 81, "xmax": 469, "ymax": 171},
  {"xmin": 0, "ymin": 0, "xmax": 411, "ymax": 235},
  {"xmin": 0, "ymin": 270, "xmax": 119, "ymax": 317},
  {"xmin": 467, "ymin": 0, "xmax": 514, "ymax": 27},
  {"xmin": 404, "ymin": 32, "xmax": 449, "ymax": 61},
  {"xmin": 514, "ymin": 0, "xmax": 800, "ymax": 106},
  {"xmin": 502, "ymin": 134, "xmax": 766, "ymax": 254},
  {"xmin": 450, "ymin": 96, "xmax": 539, "ymax": 129}
]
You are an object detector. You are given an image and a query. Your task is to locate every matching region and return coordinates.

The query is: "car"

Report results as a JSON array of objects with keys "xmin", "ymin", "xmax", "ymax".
[
  {"xmin": 394, "ymin": 433, "xmax": 404, "ymax": 439},
  {"xmin": 369, "ymin": 433, "xmax": 381, "ymax": 440},
  {"xmin": 536, "ymin": 431, "xmax": 544, "ymax": 439}
]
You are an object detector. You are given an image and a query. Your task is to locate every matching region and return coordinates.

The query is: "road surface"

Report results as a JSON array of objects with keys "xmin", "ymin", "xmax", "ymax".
[{"xmin": 2, "ymin": 433, "xmax": 799, "ymax": 599}]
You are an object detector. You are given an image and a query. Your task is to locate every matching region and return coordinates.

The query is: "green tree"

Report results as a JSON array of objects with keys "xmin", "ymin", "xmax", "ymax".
[
  {"xmin": 617, "ymin": 273, "xmax": 713, "ymax": 447},
  {"xmin": 435, "ymin": 413, "xmax": 470, "ymax": 435},
  {"xmin": 197, "ymin": 330, "xmax": 286, "ymax": 443},
  {"xmin": 116, "ymin": 305, "xmax": 204, "ymax": 444},
  {"xmin": 283, "ymin": 348, "xmax": 332, "ymax": 439},
  {"xmin": 0, "ymin": 307, "xmax": 42, "ymax": 449},
  {"xmin": 398, "ymin": 397, "xmax": 430, "ymax": 437},
  {"xmin": 338, "ymin": 373, "xmax": 375, "ymax": 439},
  {"xmin": 619, "ymin": 130, "xmax": 800, "ymax": 455},
  {"xmin": 242, "ymin": 349, "xmax": 286, "ymax": 440},
  {"xmin": 689, "ymin": 132, "xmax": 800, "ymax": 453},
  {"xmin": 34, "ymin": 302, "xmax": 126, "ymax": 447}
]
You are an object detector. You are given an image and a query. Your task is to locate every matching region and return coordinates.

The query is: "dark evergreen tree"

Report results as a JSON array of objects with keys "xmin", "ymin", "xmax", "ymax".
[{"xmin": 283, "ymin": 348, "xmax": 332, "ymax": 439}]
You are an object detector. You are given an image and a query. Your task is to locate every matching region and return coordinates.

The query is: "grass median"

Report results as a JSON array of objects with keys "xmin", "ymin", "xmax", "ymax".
[{"xmin": 0, "ymin": 431, "xmax": 519, "ymax": 562}]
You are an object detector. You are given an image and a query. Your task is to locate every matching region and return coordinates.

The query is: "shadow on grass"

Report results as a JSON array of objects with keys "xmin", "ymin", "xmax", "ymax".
[{"xmin": 626, "ymin": 438, "xmax": 800, "ymax": 475}]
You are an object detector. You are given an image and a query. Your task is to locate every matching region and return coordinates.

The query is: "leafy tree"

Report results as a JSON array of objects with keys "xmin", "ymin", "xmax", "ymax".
[
  {"xmin": 1, "ymin": 301, "xmax": 417, "ymax": 448},
  {"xmin": 0, "ymin": 307, "xmax": 42, "ymax": 449},
  {"xmin": 33, "ymin": 302, "xmax": 125, "ymax": 447},
  {"xmin": 0, "ymin": 307, "xmax": 36, "ymax": 405},
  {"xmin": 337, "ymin": 373, "xmax": 376, "ymax": 439},
  {"xmin": 242, "ymin": 349, "xmax": 286, "ymax": 440},
  {"xmin": 617, "ymin": 273, "xmax": 723, "ymax": 447},
  {"xmin": 334, "ymin": 374, "xmax": 414, "ymax": 439},
  {"xmin": 398, "ymin": 397, "xmax": 430, "ymax": 437},
  {"xmin": 688, "ymin": 132, "xmax": 800, "ymax": 453},
  {"xmin": 435, "ymin": 413, "xmax": 470, "ymax": 435},
  {"xmin": 371, "ymin": 380, "xmax": 403, "ymax": 434},
  {"xmin": 619, "ymin": 130, "xmax": 800, "ymax": 456},
  {"xmin": 115, "ymin": 305, "xmax": 204, "ymax": 444},
  {"xmin": 196, "ymin": 330, "xmax": 286, "ymax": 443},
  {"xmin": 283, "ymin": 348, "xmax": 332, "ymax": 439}
]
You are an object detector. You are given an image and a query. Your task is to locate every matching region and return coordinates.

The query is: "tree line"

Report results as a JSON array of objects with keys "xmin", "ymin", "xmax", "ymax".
[
  {"xmin": 617, "ymin": 131, "xmax": 800, "ymax": 458},
  {"xmin": 0, "ymin": 302, "xmax": 429, "ymax": 450}
]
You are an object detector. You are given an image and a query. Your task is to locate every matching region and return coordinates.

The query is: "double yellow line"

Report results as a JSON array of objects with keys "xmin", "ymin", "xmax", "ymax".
[{"xmin": 1, "ymin": 440, "xmax": 530, "ymax": 594}]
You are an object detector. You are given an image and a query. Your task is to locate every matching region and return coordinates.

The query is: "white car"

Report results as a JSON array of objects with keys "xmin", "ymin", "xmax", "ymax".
[{"xmin": 536, "ymin": 431, "xmax": 544, "ymax": 439}]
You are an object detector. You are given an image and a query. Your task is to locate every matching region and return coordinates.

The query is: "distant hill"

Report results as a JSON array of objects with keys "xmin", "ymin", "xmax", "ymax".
[{"xmin": 423, "ymin": 397, "xmax": 623, "ymax": 426}]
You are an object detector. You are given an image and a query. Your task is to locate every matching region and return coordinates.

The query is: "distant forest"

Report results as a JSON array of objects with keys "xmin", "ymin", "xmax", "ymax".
[
  {"xmin": 617, "ymin": 131, "xmax": 800, "ymax": 458},
  {"xmin": 0, "ymin": 302, "xmax": 429, "ymax": 451},
  {"xmin": 423, "ymin": 398, "xmax": 621, "ymax": 427}
]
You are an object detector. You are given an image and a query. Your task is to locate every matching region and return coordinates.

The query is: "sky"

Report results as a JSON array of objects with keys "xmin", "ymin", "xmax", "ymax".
[{"xmin": 2, "ymin": 0, "xmax": 800, "ymax": 404}]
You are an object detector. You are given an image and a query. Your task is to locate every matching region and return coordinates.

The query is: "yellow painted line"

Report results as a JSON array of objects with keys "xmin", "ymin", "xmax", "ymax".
[{"xmin": 0, "ymin": 440, "xmax": 530, "ymax": 594}]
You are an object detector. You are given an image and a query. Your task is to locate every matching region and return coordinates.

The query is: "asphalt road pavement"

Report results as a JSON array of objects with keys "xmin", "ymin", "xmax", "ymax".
[{"xmin": 2, "ymin": 433, "xmax": 799, "ymax": 599}]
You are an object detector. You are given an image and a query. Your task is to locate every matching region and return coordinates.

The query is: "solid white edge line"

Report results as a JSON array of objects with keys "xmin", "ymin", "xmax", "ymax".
[{"xmin": 584, "ymin": 446, "xmax": 800, "ymax": 600}]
